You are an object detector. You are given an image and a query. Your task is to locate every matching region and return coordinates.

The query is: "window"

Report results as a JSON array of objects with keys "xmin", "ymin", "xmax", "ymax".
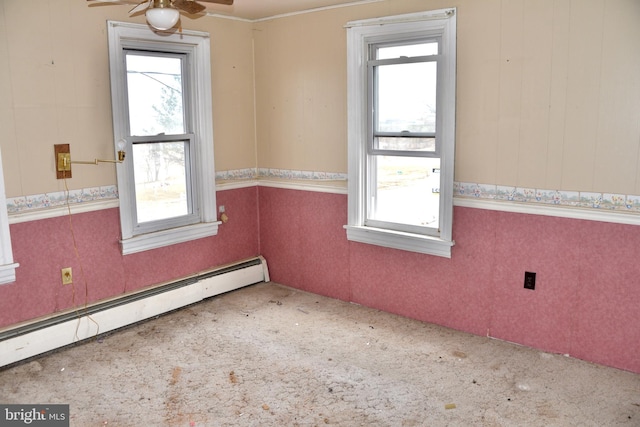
[
  {"xmin": 345, "ymin": 9, "xmax": 457, "ymax": 258},
  {"xmin": 107, "ymin": 22, "xmax": 218, "ymax": 255},
  {"xmin": 0, "ymin": 149, "xmax": 18, "ymax": 284}
]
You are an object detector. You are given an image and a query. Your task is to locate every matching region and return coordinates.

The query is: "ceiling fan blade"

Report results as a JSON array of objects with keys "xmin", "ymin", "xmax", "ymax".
[
  {"xmin": 129, "ymin": 0, "xmax": 151, "ymax": 14},
  {"xmin": 197, "ymin": 0, "xmax": 234, "ymax": 5},
  {"xmin": 172, "ymin": 0, "xmax": 206, "ymax": 14}
]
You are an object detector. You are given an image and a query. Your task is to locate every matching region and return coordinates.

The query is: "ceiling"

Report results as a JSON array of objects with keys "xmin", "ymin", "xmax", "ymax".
[
  {"xmin": 201, "ymin": 0, "xmax": 371, "ymax": 21},
  {"xmin": 89, "ymin": 0, "xmax": 379, "ymax": 22}
]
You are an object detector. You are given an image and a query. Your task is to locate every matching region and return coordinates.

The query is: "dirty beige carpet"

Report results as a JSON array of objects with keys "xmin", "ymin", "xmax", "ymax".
[{"xmin": 1, "ymin": 282, "xmax": 638, "ymax": 426}]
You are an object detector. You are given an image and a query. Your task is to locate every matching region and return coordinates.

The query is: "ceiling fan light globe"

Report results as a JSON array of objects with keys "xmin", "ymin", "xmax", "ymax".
[{"xmin": 146, "ymin": 7, "xmax": 180, "ymax": 30}]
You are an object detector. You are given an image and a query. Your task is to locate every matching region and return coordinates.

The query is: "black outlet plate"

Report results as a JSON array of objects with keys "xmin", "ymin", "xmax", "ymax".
[{"xmin": 524, "ymin": 271, "xmax": 536, "ymax": 290}]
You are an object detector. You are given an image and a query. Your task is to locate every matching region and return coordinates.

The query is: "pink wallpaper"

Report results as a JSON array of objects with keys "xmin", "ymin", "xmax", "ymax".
[
  {"xmin": 0, "ymin": 186, "xmax": 260, "ymax": 328},
  {"xmin": 258, "ymin": 187, "xmax": 640, "ymax": 373},
  {"xmin": 1, "ymin": 185, "xmax": 638, "ymax": 374},
  {"xmin": 258, "ymin": 186, "xmax": 351, "ymax": 301}
]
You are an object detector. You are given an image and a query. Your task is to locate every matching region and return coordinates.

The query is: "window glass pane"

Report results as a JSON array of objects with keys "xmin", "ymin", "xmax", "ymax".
[
  {"xmin": 377, "ymin": 42, "xmax": 438, "ymax": 59},
  {"xmin": 368, "ymin": 156, "xmax": 440, "ymax": 229},
  {"xmin": 133, "ymin": 141, "xmax": 189, "ymax": 223},
  {"xmin": 375, "ymin": 61, "xmax": 437, "ymax": 134},
  {"xmin": 126, "ymin": 54, "xmax": 184, "ymax": 136}
]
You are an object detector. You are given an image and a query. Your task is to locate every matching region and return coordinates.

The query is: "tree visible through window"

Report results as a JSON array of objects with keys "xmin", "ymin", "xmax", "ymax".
[{"xmin": 126, "ymin": 52, "xmax": 191, "ymax": 223}]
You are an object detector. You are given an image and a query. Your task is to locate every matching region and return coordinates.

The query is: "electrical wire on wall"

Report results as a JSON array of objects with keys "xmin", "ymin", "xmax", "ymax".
[{"xmin": 61, "ymin": 170, "xmax": 100, "ymax": 341}]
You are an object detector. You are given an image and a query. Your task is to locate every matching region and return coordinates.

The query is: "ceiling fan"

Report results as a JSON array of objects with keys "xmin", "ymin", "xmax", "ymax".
[{"xmin": 88, "ymin": 0, "xmax": 234, "ymax": 31}]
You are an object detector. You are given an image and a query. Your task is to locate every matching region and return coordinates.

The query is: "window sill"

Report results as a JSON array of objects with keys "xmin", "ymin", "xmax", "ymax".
[
  {"xmin": 0, "ymin": 262, "xmax": 19, "ymax": 285},
  {"xmin": 344, "ymin": 225, "xmax": 454, "ymax": 258},
  {"xmin": 121, "ymin": 221, "xmax": 220, "ymax": 255}
]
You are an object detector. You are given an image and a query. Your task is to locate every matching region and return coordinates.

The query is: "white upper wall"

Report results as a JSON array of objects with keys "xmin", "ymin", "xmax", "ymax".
[{"xmin": 1, "ymin": 0, "xmax": 639, "ymax": 197}]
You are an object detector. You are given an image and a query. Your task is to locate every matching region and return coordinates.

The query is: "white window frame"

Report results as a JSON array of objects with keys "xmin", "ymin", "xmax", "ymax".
[
  {"xmin": 0, "ymin": 149, "xmax": 19, "ymax": 284},
  {"xmin": 345, "ymin": 9, "xmax": 456, "ymax": 258},
  {"xmin": 107, "ymin": 21, "xmax": 218, "ymax": 255}
]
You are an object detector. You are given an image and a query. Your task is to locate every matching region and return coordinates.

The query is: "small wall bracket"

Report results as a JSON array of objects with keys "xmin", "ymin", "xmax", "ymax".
[
  {"xmin": 54, "ymin": 143, "xmax": 125, "ymax": 180},
  {"xmin": 54, "ymin": 144, "xmax": 72, "ymax": 179}
]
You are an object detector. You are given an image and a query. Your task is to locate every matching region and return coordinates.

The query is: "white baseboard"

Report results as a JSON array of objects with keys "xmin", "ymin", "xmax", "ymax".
[{"xmin": 0, "ymin": 256, "xmax": 269, "ymax": 368}]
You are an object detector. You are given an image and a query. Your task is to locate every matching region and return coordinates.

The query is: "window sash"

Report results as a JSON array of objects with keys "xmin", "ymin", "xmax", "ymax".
[
  {"xmin": 122, "ymin": 49, "xmax": 198, "ymax": 235},
  {"xmin": 365, "ymin": 40, "xmax": 442, "ymax": 234},
  {"xmin": 365, "ymin": 153, "xmax": 441, "ymax": 236},
  {"xmin": 368, "ymin": 53, "xmax": 441, "ymax": 157},
  {"xmin": 122, "ymin": 50, "xmax": 199, "ymax": 235},
  {"xmin": 124, "ymin": 50, "xmax": 188, "ymax": 137},
  {"xmin": 127, "ymin": 134, "xmax": 199, "ymax": 235}
]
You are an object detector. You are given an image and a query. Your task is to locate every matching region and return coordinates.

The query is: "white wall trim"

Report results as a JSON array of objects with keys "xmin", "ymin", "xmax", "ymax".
[
  {"xmin": 216, "ymin": 180, "xmax": 258, "ymax": 191},
  {"xmin": 9, "ymin": 199, "xmax": 119, "ymax": 225},
  {"xmin": 9, "ymin": 172, "xmax": 640, "ymax": 227},
  {"xmin": 216, "ymin": 179, "xmax": 347, "ymax": 194},
  {"xmin": 454, "ymin": 197, "xmax": 640, "ymax": 226},
  {"xmin": 211, "ymin": 0, "xmax": 385, "ymax": 23},
  {"xmin": 11, "ymin": 187, "xmax": 639, "ymax": 226},
  {"xmin": 257, "ymin": 179, "xmax": 347, "ymax": 195},
  {"xmin": 88, "ymin": 0, "xmax": 385, "ymax": 24}
]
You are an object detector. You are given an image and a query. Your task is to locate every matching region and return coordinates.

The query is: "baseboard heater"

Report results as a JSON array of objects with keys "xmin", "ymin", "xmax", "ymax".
[{"xmin": 0, "ymin": 256, "xmax": 269, "ymax": 368}]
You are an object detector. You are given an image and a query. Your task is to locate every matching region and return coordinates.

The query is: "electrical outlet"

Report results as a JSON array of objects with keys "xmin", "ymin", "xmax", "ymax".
[
  {"xmin": 61, "ymin": 267, "xmax": 72, "ymax": 285},
  {"xmin": 524, "ymin": 271, "xmax": 536, "ymax": 290}
]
